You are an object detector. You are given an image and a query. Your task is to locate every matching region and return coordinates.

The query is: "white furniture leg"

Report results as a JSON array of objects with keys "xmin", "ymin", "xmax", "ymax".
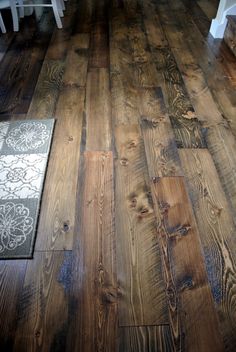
[
  {"xmin": 52, "ymin": 0, "xmax": 62, "ymax": 28},
  {"xmin": 9, "ymin": 0, "xmax": 19, "ymax": 31},
  {"xmin": 56, "ymin": 0, "xmax": 64, "ymax": 17},
  {"xmin": 59, "ymin": 0, "xmax": 65, "ymax": 11},
  {"xmin": 18, "ymin": 0, "xmax": 25, "ymax": 18},
  {"xmin": 0, "ymin": 12, "xmax": 6, "ymax": 33}
]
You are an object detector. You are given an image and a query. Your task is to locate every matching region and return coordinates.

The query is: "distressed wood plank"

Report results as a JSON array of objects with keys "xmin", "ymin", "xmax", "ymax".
[
  {"xmin": 88, "ymin": 0, "xmax": 109, "ymax": 68},
  {"xmin": 0, "ymin": 14, "xmax": 54, "ymax": 115},
  {"xmin": 224, "ymin": 16, "xmax": 236, "ymax": 59},
  {"xmin": 13, "ymin": 251, "xmax": 72, "ymax": 352},
  {"xmin": 153, "ymin": 46, "xmax": 206, "ymax": 148},
  {"xmin": 26, "ymin": 59, "xmax": 64, "ymax": 119},
  {"xmin": 115, "ymin": 124, "xmax": 168, "ymax": 326},
  {"xmin": 25, "ymin": 0, "xmax": 79, "ymax": 120},
  {"xmin": 125, "ymin": 5, "xmax": 159, "ymax": 88},
  {"xmin": 205, "ymin": 125, "xmax": 236, "ymax": 223},
  {"xmin": 119, "ymin": 325, "xmax": 174, "ymax": 352},
  {"xmin": 197, "ymin": 0, "xmax": 217, "ymax": 20},
  {"xmin": 63, "ymin": 33, "xmax": 90, "ymax": 86},
  {"xmin": 151, "ymin": 177, "xmax": 224, "ymax": 351},
  {"xmin": 164, "ymin": 0, "xmax": 236, "ymax": 137},
  {"xmin": 67, "ymin": 151, "xmax": 117, "ymax": 352},
  {"xmin": 45, "ymin": 0, "xmax": 78, "ymax": 61},
  {"xmin": 89, "ymin": 21, "xmax": 109, "ymax": 68},
  {"xmin": 142, "ymin": 0, "xmax": 206, "ymax": 148},
  {"xmin": 179, "ymin": 148, "xmax": 236, "ymax": 350},
  {"xmin": 181, "ymin": 0, "xmax": 211, "ymax": 37},
  {"xmin": 153, "ymin": 4, "xmax": 223, "ymax": 127},
  {"xmin": 73, "ymin": 0, "xmax": 94, "ymax": 33},
  {"xmin": 35, "ymin": 86, "xmax": 84, "ymax": 250},
  {"xmin": 110, "ymin": 5, "xmax": 140, "ymax": 125},
  {"xmin": 0, "ymin": 261, "xmax": 27, "ymax": 350},
  {"xmin": 139, "ymin": 87, "xmax": 183, "ymax": 177},
  {"xmin": 86, "ymin": 68, "xmax": 112, "ymax": 150}
]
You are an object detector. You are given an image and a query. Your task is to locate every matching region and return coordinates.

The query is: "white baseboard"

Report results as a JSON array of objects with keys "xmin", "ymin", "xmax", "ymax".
[{"xmin": 210, "ymin": 4, "xmax": 236, "ymax": 38}]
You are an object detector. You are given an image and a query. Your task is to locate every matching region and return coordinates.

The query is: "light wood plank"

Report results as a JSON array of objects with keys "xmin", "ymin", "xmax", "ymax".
[
  {"xmin": 35, "ymin": 86, "xmax": 84, "ymax": 250},
  {"xmin": 115, "ymin": 124, "xmax": 168, "ymax": 326},
  {"xmin": 151, "ymin": 177, "xmax": 224, "ymax": 351},
  {"xmin": 180, "ymin": 148, "xmax": 236, "ymax": 350}
]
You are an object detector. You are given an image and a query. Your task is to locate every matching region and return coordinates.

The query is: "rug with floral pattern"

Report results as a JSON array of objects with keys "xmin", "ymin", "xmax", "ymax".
[{"xmin": 0, "ymin": 119, "xmax": 55, "ymax": 259}]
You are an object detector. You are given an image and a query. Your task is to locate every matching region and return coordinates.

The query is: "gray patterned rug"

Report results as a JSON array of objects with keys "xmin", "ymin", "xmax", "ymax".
[{"xmin": 0, "ymin": 119, "xmax": 55, "ymax": 259}]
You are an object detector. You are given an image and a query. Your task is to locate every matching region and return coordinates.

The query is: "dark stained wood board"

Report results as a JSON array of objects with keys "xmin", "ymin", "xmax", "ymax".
[{"xmin": 67, "ymin": 151, "xmax": 117, "ymax": 352}]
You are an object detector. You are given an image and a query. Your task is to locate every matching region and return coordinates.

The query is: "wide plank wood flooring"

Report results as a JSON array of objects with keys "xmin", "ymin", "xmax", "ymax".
[{"xmin": 1, "ymin": 0, "xmax": 236, "ymax": 351}]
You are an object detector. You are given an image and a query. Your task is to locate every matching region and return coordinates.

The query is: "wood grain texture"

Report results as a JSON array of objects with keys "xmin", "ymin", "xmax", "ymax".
[
  {"xmin": 26, "ymin": 59, "xmax": 64, "ymax": 119},
  {"xmin": 181, "ymin": 0, "xmax": 211, "ymax": 37},
  {"xmin": 139, "ymin": 87, "xmax": 183, "ymax": 177},
  {"xmin": 0, "ymin": 31, "xmax": 15, "ymax": 64},
  {"xmin": 68, "ymin": 151, "xmax": 117, "ymax": 352},
  {"xmin": 141, "ymin": 1, "xmax": 206, "ymax": 149},
  {"xmin": 166, "ymin": 0, "xmax": 236, "ymax": 138},
  {"xmin": 0, "ymin": 260, "xmax": 27, "ymax": 350},
  {"xmin": 179, "ymin": 149, "xmax": 236, "ymax": 350},
  {"xmin": 45, "ymin": 0, "xmax": 78, "ymax": 61},
  {"xmin": 0, "ymin": 16, "xmax": 53, "ymax": 116},
  {"xmin": 153, "ymin": 46, "xmax": 206, "ymax": 148},
  {"xmin": 63, "ymin": 33, "xmax": 90, "ymax": 86},
  {"xmin": 154, "ymin": 6, "xmax": 224, "ymax": 127},
  {"xmin": 89, "ymin": 21, "xmax": 109, "ymax": 68},
  {"xmin": 205, "ymin": 125, "xmax": 236, "ymax": 223},
  {"xmin": 73, "ymin": 0, "xmax": 94, "ymax": 33},
  {"xmin": 13, "ymin": 251, "xmax": 72, "ymax": 352},
  {"xmin": 114, "ymin": 124, "xmax": 168, "ymax": 326},
  {"xmin": 209, "ymin": 37, "xmax": 236, "ymax": 88},
  {"xmin": 2, "ymin": 0, "xmax": 236, "ymax": 350},
  {"xmin": 110, "ymin": 5, "xmax": 140, "ymax": 125},
  {"xmin": 125, "ymin": 8, "xmax": 159, "ymax": 88},
  {"xmin": 119, "ymin": 325, "xmax": 174, "ymax": 352},
  {"xmin": 151, "ymin": 177, "xmax": 224, "ymax": 351},
  {"xmin": 86, "ymin": 68, "xmax": 112, "ymax": 151},
  {"xmin": 35, "ymin": 86, "xmax": 84, "ymax": 250},
  {"xmin": 88, "ymin": 0, "xmax": 109, "ymax": 68},
  {"xmin": 224, "ymin": 17, "xmax": 236, "ymax": 59},
  {"xmin": 197, "ymin": 0, "xmax": 217, "ymax": 20}
]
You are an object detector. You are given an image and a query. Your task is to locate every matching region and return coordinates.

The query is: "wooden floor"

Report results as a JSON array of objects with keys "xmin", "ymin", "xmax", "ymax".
[{"xmin": 1, "ymin": 0, "xmax": 236, "ymax": 350}]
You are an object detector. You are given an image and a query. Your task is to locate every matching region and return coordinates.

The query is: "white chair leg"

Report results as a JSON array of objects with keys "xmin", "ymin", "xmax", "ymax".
[
  {"xmin": 52, "ymin": 0, "xmax": 63, "ymax": 28},
  {"xmin": 59, "ymin": 0, "xmax": 65, "ymax": 12},
  {"xmin": 0, "ymin": 12, "xmax": 6, "ymax": 33},
  {"xmin": 56, "ymin": 0, "xmax": 64, "ymax": 17},
  {"xmin": 9, "ymin": 0, "xmax": 19, "ymax": 31},
  {"xmin": 18, "ymin": 0, "xmax": 25, "ymax": 18}
]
